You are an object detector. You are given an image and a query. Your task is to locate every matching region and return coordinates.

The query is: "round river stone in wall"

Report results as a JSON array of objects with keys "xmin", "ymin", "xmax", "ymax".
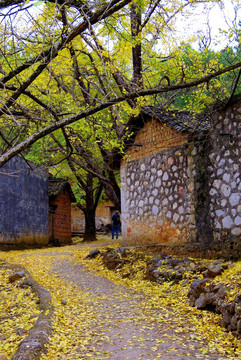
[
  {"xmin": 155, "ymin": 178, "xmax": 161, "ymax": 187},
  {"xmin": 140, "ymin": 163, "xmax": 146, "ymax": 171},
  {"xmin": 152, "ymin": 189, "xmax": 158, "ymax": 197},
  {"xmin": 223, "ymin": 173, "xmax": 231, "ymax": 182},
  {"xmin": 152, "ymin": 205, "xmax": 159, "ymax": 216},
  {"xmin": 216, "ymin": 210, "xmax": 225, "ymax": 218},
  {"xmin": 139, "ymin": 200, "xmax": 144, "ymax": 208},
  {"xmin": 229, "ymin": 193, "xmax": 240, "ymax": 207},
  {"xmin": 221, "ymin": 184, "xmax": 231, "ymax": 197},
  {"xmin": 151, "ymin": 158, "xmax": 156, "ymax": 166},
  {"xmin": 213, "ymin": 180, "xmax": 221, "ymax": 189},
  {"xmin": 222, "ymin": 216, "xmax": 234, "ymax": 229},
  {"xmin": 235, "ymin": 216, "xmax": 241, "ymax": 226},
  {"xmin": 163, "ymin": 172, "xmax": 169, "ymax": 181}
]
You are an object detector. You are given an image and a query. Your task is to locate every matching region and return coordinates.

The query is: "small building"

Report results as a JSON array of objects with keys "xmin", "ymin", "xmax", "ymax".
[
  {"xmin": 49, "ymin": 178, "xmax": 76, "ymax": 245},
  {"xmin": 71, "ymin": 200, "xmax": 117, "ymax": 235},
  {"xmin": 0, "ymin": 156, "xmax": 49, "ymax": 246},
  {"xmin": 121, "ymin": 98, "xmax": 241, "ymax": 258}
]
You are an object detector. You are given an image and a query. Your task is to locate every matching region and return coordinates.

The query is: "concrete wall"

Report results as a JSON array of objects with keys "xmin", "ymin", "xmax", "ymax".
[
  {"xmin": 0, "ymin": 157, "xmax": 49, "ymax": 245},
  {"xmin": 71, "ymin": 205, "xmax": 85, "ymax": 233}
]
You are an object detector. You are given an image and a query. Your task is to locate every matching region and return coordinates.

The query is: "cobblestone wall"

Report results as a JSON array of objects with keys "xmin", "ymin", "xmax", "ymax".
[
  {"xmin": 121, "ymin": 135, "xmax": 192, "ymax": 245},
  {"xmin": 121, "ymin": 101, "xmax": 241, "ymax": 255},
  {"xmin": 207, "ymin": 104, "xmax": 241, "ymax": 241}
]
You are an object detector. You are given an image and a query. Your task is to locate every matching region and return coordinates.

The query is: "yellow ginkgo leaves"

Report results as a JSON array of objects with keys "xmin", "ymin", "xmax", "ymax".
[{"xmin": 0, "ymin": 241, "xmax": 241, "ymax": 359}]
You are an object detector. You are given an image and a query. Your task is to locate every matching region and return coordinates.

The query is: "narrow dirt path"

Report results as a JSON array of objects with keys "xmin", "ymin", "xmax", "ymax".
[{"xmin": 51, "ymin": 251, "xmax": 227, "ymax": 360}]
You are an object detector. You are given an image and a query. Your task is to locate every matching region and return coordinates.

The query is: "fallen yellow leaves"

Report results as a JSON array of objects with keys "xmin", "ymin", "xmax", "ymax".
[
  {"xmin": 80, "ymin": 245, "xmax": 241, "ymax": 358},
  {"xmin": 0, "ymin": 240, "xmax": 241, "ymax": 359},
  {"xmin": 0, "ymin": 265, "xmax": 41, "ymax": 358}
]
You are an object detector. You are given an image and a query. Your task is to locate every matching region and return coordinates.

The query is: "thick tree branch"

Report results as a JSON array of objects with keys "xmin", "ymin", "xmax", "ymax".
[
  {"xmin": 0, "ymin": 0, "xmax": 23, "ymax": 8},
  {"xmin": 0, "ymin": 81, "xmax": 60, "ymax": 121},
  {"xmin": 69, "ymin": 47, "xmax": 91, "ymax": 105},
  {"xmin": 1, "ymin": 61, "xmax": 241, "ymax": 167}
]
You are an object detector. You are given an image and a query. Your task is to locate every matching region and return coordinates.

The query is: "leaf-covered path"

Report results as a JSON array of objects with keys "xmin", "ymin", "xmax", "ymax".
[
  {"xmin": 1, "ymin": 241, "xmax": 240, "ymax": 359},
  {"xmin": 52, "ymin": 255, "xmax": 224, "ymax": 360}
]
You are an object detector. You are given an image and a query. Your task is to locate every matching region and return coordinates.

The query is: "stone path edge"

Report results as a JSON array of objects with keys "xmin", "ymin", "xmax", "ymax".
[{"xmin": 1, "ymin": 262, "xmax": 53, "ymax": 360}]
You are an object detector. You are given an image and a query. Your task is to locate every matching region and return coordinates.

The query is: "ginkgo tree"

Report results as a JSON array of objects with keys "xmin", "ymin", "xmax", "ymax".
[
  {"xmin": 0, "ymin": 0, "xmax": 241, "ymax": 166},
  {"xmin": 38, "ymin": 122, "xmax": 122, "ymax": 241},
  {"xmin": 0, "ymin": 0, "xmax": 241, "ymax": 241}
]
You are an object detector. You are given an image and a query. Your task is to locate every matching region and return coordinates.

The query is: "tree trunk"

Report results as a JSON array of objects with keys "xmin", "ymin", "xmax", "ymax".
[
  {"xmin": 83, "ymin": 207, "xmax": 97, "ymax": 241},
  {"xmin": 102, "ymin": 181, "xmax": 121, "ymax": 211},
  {"xmin": 131, "ymin": 2, "xmax": 143, "ymax": 89}
]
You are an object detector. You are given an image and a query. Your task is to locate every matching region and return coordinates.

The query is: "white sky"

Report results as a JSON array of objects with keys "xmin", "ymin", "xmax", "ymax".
[
  {"xmin": 2, "ymin": 0, "xmax": 240, "ymax": 53},
  {"xmin": 175, "ymin": 0, "xmax": 240, "ymax": 50}
]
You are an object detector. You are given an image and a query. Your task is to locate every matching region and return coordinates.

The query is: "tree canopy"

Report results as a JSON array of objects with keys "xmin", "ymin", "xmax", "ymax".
[{"xmin": 0, "ymin": 0, "xmax": 241, "ymax": 169}]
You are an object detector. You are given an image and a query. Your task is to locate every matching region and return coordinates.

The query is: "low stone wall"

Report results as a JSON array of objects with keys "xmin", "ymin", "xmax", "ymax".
[{"xmin": 121, "ymin": 238, "xmax": 241, "ymax": 260}]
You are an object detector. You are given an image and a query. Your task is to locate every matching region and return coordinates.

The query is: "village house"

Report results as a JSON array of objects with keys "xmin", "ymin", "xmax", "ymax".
[
  {"xmin": 0, "ymin": 156, "xmax": 75, "ymax": 247},
  {"xmin": 71, "ymin": 200, "xmax": 117, "ymax": 235},
  {"xmin": 121, "ymin": 96, "xmax": 241, "ymax": 258}
]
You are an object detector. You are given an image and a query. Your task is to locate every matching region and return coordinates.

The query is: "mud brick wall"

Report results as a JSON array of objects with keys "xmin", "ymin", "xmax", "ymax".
[
  {"xmin": 121, "ymin": 120, "xmax": 191, "ymax": 246},
  {"xmin": 50, "ymin": 189, "xmax": 72, "ymax": 244},
  {"xmin": 71, "ymin": 205, "xmax": 85, "ymax": 233},
  {"xmin": 127, "ymin": 119, "xmax": 188, "ymax": 160},
  {"xmin": 0, "ymin": 156, "xmax": 49, "ymax": 245},
  {"xmin": 71, "ymin": 201, "xmax": 115, "ymax": 233}
]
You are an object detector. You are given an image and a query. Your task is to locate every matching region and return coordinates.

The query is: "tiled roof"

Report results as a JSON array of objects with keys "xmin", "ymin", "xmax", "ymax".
[
  {"xmin": 48, "ymin": 178, "xmax": 76, "ymax": 202},
  {"xmin": 141, "ymin": 106, "xmax": 211, "ymax": 133}
]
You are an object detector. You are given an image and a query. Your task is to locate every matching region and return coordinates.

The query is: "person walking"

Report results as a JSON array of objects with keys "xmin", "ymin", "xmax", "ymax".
[{"xmin": 112, "ymin": 211, "xmax": 120, "ymax": 239}]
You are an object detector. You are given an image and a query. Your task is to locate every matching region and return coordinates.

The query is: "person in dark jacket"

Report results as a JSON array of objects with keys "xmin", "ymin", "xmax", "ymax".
[{"xmin": 112, "ymin": 211, "xmax": 120, "ymax": 239}]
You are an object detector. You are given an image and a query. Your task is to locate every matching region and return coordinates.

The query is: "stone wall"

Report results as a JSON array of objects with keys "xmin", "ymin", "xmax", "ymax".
[
  {"xmin": 192, "ymin": 137, "xmax": 214, "ymax": 244},
  {"xmin": 0, "ymin": 157, "xmax": 49, "ymax": 245},
  {"xmin": 121, "ymin": 101, "xmax": 241, "ymax": 257},
  {"xmin": 121, "ymin": 120, "xmax": 191, "ymax": 246},
  {"xmin": 207, "ymin": 104, "xmax": 241, "ymax": 241}
]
